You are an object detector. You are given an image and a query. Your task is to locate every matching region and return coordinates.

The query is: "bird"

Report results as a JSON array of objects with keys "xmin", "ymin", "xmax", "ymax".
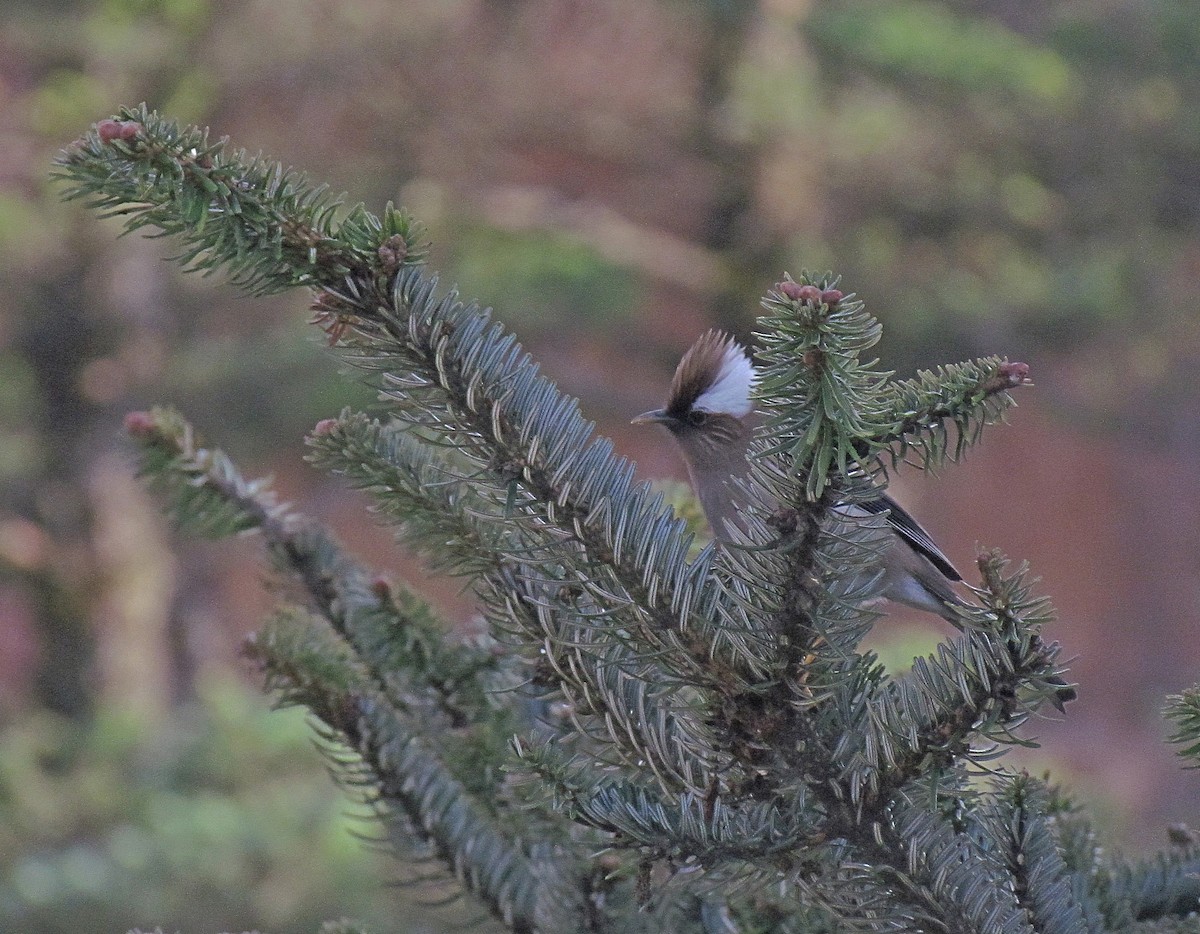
[
  {"xmin": 633, "ymin": 329, "xmax": 1076, "ymax": 707},
  {"xmin": 631, "ymin": 329, "xmax": 969, "ymax": 625}
]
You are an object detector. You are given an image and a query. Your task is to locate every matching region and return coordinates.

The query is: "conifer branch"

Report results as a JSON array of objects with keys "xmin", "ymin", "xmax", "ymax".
[
  {"xmin": 754, "ymin": 276, "xmax": 890, "ymax": 502},
  {"xmin": 1111, "ymin": 848, "xmax": 1200, "ymax": 925},
  {"xmin": 57, "ymin": 106, "xmax": 427, "ymax": 296},
  {"xmin": 836, "ymin": 553, "xmax": 1067, "ymax": 809},
  {"xmin": 125, "ymin": 407, "xmax": 505, "ymax": 738},
  {"xmin": 244, "ymin": 609, "xmax": 568, "ymax": 934},
  {"xmin": 883, "ymin": 801, "xmax": 1036, "ymax": 934},
  {"xmin": 60, "ymin": 108, "xmax": 780, "ymax": 696},
  {"xmin": 61, "ymin": 108, "xmax": 1193, "ymax": 934},
  {"xmin": 980, "ymin": 776, "xmax": 1092, "ymax": 933},
  {"xmin": 878, "ymin": 359, "xmax": 1030, "ymax": 471},
  {"xmin": 306, "ymin": 412, "xmax": 731, "ymax": 793},
  {"xmin": 1164, "ymin": 686, "xmax": 1200, "ymax": 768},
  {"xmin": 349, "ymin": 268, "xmax": 779, "ymax": 688},
  {"xmin": 125, "ymin": 403, "xmax": 568, "ymax": 926},
  {"xmin": 520, "ymin": 743, "xmax": 821, "ymax": 863},
  {"xmin": 744, "ymin": 275, "xmax": 1030, "ymax": 676}
]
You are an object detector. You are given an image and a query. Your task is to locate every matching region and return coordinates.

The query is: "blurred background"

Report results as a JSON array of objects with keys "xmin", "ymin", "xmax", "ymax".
[{"xmin": 2, "ymin": 0, "xmax": 1200, "ymax": 930}]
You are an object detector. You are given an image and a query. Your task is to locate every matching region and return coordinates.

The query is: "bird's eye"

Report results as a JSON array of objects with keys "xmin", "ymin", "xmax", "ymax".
[{"xmin": 686, "ymin": 409, "xmax": 710, "ymax": 427}]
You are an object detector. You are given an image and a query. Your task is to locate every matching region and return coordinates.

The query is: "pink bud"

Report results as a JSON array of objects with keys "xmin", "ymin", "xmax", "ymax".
[
  {"xmin": 820, "ymin": 289, "xmax": 843, "ymax": 306},
  {"xmin": 981, "ymin": 362, "xmax": 1032, "ymax": 396},
  {"xmin": 778, "ymin": 280, "xmax": 805, "ymax": 301},
  {"xmin": 797, "ymin": 285, "xmax": 823, "ymax": 305},
  {"xmin": 998, "ymin": 362, "xmax": 1030, "ymax": 385},
  {"xmin": 311, "ymin": 418, "xmax": 338, "ymax": 437},
  {"xmin": 370, "ymin": 576, "xmax": 392, "ymax": 601},
  {"xmin": 97, "ymin": 120, "xmax": 139, "ymax": 143},
  {"xmin": 377, "ymin": 234, "xmax": 407, "ymax": 269},
  {"xmin": 123, "ymin": 410, "xmax": 157, "ymax": 437}
]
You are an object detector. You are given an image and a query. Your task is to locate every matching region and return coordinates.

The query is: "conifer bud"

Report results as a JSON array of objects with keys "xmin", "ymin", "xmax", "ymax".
[
  {"xmin": 370, "ymin": 576, "xmax": 392, "ymax": 601},
  {"xmin": 97, "ymin": 120, "xmax": 123, "ymax": 143},
  {"xmin": 377, "ymin": 234, "xmax": 408, "ymax": 271},
  {"xmin": 985, "ymin": 362, "xmax": 1031, "ymax": 394},
  {"xmin": 820, "ymin": 288, "xmax": 844, "ymax": 306},
  {"xmin": 998, "ymin": 361, "xmax": 1031, "ymax": 385},
  {"xmin": 796, "ymin": 285, "xmax": 823, "ymax": 305},
  {"xmin": 97, "ymin": 119, "xmax": 139, "ymax": 143},
  {"xmin": 123, "ymin": 410, "xmax": 156, "ymax": 437},
  {"xmin": 311, "ymin": 418, "xmax": 338, "ymax": 437},
  {"xmin": 777, "ymin": 280, "xmax": 805, "ymax": 301}
]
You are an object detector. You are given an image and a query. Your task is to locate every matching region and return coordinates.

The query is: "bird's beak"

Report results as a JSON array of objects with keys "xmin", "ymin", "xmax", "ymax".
[{"xmin": 631, "ymin": 409, "xmax": 671, "ymax": 426}]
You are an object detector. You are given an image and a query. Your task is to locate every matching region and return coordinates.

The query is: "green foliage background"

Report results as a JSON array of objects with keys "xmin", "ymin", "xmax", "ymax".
[{"xmin": 0, "ymin": 676, "xmax": 453, "ymax": 933}]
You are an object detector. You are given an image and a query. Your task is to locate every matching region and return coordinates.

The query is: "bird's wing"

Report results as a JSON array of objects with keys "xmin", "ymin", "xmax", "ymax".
[{"xmin": 859, "ymin": 494, "xmax": 963, "ymax": 582}]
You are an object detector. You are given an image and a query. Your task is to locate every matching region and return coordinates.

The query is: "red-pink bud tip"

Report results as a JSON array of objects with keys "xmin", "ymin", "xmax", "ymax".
[
  {"xmin": 820, "ymin": 288, "xmax": 843, "ymax": 306},
  {"xmin": 777, "ymin": 280, "xmax": 805, "ymax": 301},
  {"xmin": 123, "ymin": 410, "xmax": 157, "ymax": 437},
  {"xmin": 370, "ymin": 577, "xmax": 392, "ymax": 600},
  {"xmin": 797, "ymin": 284, "xmax": 823, "ymax": 305},
  {"xmin": 97, "ymin": 119, "xmax": 139, "ymax": 143},
  {"xmin": 997, "ymin": 362, "xmax": 1031, "ymax": 387},
  {"xmin": 311, "ymin": 418, "xmax": 338, "ymax": 437}
]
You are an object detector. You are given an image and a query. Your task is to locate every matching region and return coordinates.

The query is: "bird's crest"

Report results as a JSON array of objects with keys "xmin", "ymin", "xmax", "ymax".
[{"xmin": 667, "ymin": 330, "xmax": 757, "ymax": 419}]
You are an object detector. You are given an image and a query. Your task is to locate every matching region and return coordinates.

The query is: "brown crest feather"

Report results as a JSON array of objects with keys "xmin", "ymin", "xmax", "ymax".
[{"xmin": 666, "ymin": 330, "xmax": 744, "ymax": 418}]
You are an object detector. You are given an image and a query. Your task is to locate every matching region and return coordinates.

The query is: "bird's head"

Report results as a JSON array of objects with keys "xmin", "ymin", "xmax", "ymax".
[
  {"xmin": 632, "ymin": 329, "xmax": 757, "ymax": 454},
  {"xmin": 633, "ymin": 331, "xmax": 758, "ymax": 540}
]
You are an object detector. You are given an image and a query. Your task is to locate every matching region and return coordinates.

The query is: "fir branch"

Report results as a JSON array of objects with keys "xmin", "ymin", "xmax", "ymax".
[
  {"xmin": 243, "ymin": 606, "xmax": 375, "ymax": 738},
  {"xmin": 126, "ymin": 407, "xmax": 512, "ymax": 760},
  {"xmin": 841, "ymin": 623, "xmax": 1063, "ymax": 807},
  {"xmin": 244, "ymin": 609, "xmax": 573, "ymax": 934},
  {"xmin": 722, "ymin": 463, "xmax": 888, "ymax": 667},
  {"xmin": 349, "ymin": 268, "xmax": 779, "ymax": 686},
  {"xmin": 1112, "ymin": 848, "xmax": 1200, "ymax": 924},
  {"xmin": 307, "ymin": 411, "xmax": 731, "ymax": 794},
  {"xmin": 56, "ymin": 105, "xmax": 426, "ymax": 296},
  {"xmin": 744, "ymin": 275, "xmax": 1029, "ymax": 677},
  {"xmin": 1038, "ymin": 783, "xmax": 1112, "ymax": 931},
  {"xmin": 355, "ymin": 693, "xmax": 580, "ymax": 934},
  {"xmin": 124, "ymin": 408, "xmax": 276, "ymax": 538},
  {"xmin": 520, "ymin": 743, "xmax": 821, "ymax": 864},
  {"xmin": 883, "ymin": 801, "xmax": 1036, "ymax": 934},
  {"xmin": 62, "ymin": 107, "xmax": 781, "ymax": 695},
  {"xmin": 978, "ymin": 775, "xmax": 1092, "ymax": 934},
  {"xmin": 834, "ymin": 552, "xmax": 1067, "ymax": 811},
  {"xmin": 1164, "ymin": 686, "xmax": 1200, "ymax": 768},
  {"xmin": 754, "ymin": 275, "xmax": 891, "ymax": 502},
  {"xmin": 877, "ymin": 359, "xmax": 1031, "ymax": 472},
  {"xmin": 489, "ymin": 561, "xmax": 730, "ymax": 794},
  {"xmin": 306, "ymin": 412, "xmax": 545, "ymax": 580}
]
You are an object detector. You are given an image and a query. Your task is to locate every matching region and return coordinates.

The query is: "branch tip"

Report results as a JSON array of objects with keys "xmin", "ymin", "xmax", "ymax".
[
  {"xmin": 987, "ymin": 361, "xmax": 1032, "ymax": 393},
  {"xmin": 123, "ymin": 409, "xmax": 157, "ymax": 438},
  {"xmin": 777, "ymin": 279, "xmax": 805, "ymax": 301},
  {"xmin": 97, "ymin": 118, "xmax": 140, "ymax": 143}
]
